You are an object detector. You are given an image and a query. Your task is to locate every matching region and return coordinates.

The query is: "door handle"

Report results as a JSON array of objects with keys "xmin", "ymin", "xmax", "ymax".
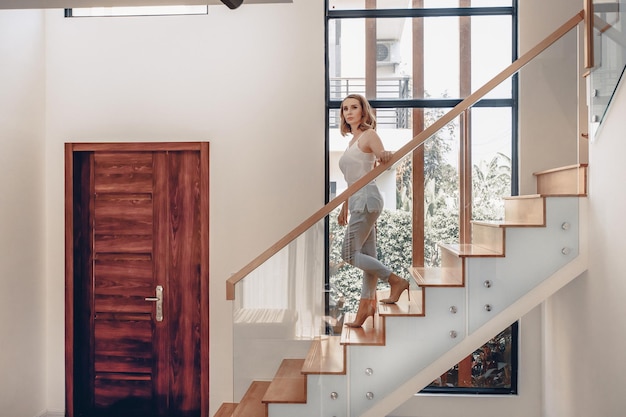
[{"xmin": 145, "ymin": 285, "xmax": 163, "ymax": 322}]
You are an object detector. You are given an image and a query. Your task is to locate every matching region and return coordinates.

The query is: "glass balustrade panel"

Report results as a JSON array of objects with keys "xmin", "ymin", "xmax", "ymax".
[
  {"xmin": 590, "ymin": 0, "xmax": 626, "ymax": 126},
  {"xmin": 516, "ymin": 27, "xmax": 580, "ymax": 192},
  {"xmin": 231, "ymin": 218, "xmax": 328, "ymax": 408}
]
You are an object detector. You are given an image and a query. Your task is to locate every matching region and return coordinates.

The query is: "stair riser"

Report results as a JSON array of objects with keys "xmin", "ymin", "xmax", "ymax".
[
  {"xmin": 504, "ymin": 196, "xmax": 546, "ymax": 224},
  {"xmin": 441, "ymin": 246, "xmax": 463, "ymax": 272},
  {"xmin": 471, "ymin": 223, "xmax": 505, "ymax": 252},
  {"xmin": 535, "ymin": 165, "xmax": 587, "ymax": 195}
]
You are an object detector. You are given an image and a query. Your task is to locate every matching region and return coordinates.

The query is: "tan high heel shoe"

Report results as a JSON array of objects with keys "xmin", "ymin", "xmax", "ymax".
[
  {"xmin": 345, "ymin": 298, "xmax": 376, "ymax": 328},
  {"xmin": 380, "ymin": 273, "xmax": 410, "ymax": 304}
]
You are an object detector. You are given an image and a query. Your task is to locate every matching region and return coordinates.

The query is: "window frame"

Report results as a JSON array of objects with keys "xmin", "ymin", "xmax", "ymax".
[{"xmin": 324, "ymin": 0, "xmax": 520, "ymax": 396}]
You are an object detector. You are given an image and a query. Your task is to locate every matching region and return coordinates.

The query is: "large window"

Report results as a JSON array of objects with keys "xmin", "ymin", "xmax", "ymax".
[{"xmin": 325, "ymin": 0, "xmax": 518, "ymax": 394}]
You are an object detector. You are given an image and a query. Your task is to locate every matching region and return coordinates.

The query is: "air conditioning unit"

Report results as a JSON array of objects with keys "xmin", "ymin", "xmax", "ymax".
[{"xmin": 376, "ymin": 41, "xmax": 400, "ymax": 65}]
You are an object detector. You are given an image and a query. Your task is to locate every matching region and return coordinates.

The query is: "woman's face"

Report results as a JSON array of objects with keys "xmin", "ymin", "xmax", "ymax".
[{"xmin": 342, "ymin": 98, "xmax": 363, "ymax": 127}]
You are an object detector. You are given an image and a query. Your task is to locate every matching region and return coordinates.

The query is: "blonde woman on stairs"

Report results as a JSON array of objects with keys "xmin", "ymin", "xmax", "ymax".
[{"xmin": 337, "ymin": 94, "xmax": 410, "ymax": 328}]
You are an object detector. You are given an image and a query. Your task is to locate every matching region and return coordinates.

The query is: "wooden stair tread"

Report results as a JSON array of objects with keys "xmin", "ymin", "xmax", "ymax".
[
  {"xmin": 440, "ymin": 242, "xmax": 504, "ymax": 257},
  {"xmin": 235, "ymin": 381, "xmax": 270, "ymax": 417},
  {"xmin": 504, "ymin": 193, "xmax": 582, "ymax": 202},
  {"xmin": 340, "ymin": 313, "xmax": 385, "ymax": 346},
  {"xmin": 537, "ymin": 192, "xmax": 587, "ymax": 197},
  {"xmin": 503, "ymin": 194, "xmax": 542, "ymax": 200},
  {"xmin": 262, "ymin": 359, "xmax": 307, "ymax": 404},
  {"xmin": 214, "ymin": 402, "xmax": 237, "ymax": 417},
  {"xmin": 533, "ymin": 163, "xmax": 588, "ymax": 175},
  {"xmin": 302, "ymin": 336, "xmax": 345, "ymax": 375},
  {"xmin": 376, "ymin": 289, "xmax": 424, "ymax": 317},
  {"xmin": 472, "ymin": 219, "xmax": 544, "ymax": 228},
  {"xmin": 409, "ymin": 266, "xmax": 464, "ymax": 287}
]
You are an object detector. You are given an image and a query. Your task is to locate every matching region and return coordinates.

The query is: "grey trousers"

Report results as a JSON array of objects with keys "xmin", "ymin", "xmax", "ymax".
[{"xmin": 341, "ymin": 208, "xmax": 392, "ymax": 299}]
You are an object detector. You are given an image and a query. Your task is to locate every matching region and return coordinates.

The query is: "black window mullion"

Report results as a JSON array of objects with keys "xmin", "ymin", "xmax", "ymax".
[
  {"xmin": 328, "ymin": 7, "xmax": 514, "ymax": 20},
  {"xmin": 328, "ymin": 98, "xmax": 514, "ymax": 109}
]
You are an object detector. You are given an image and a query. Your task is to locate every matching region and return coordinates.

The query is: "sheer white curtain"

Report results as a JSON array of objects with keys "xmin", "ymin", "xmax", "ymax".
[
  {"xmin": 239, "ymin": 220, "xmax": 325, "ymax": 338},
  {"xmin": 289, "ymin": 221, "xmax": 325, "ymax": 338},
  {"xmin": 241, "ymin": 247, "xmax": 290, "ymax": 309}
]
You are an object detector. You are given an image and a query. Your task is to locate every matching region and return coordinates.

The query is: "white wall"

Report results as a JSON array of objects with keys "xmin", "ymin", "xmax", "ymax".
[
  {"xmin": 2, "ymin": 1, "xmax": 614, "ymax": 417},
  {"xmin": 543, "ymin": 74, "xmax": 626, "ymax": 417},
  {"xmin": 42, "ymin": 2, "xmax": 325, "ymax": 415},
  {"xmin": 0, "ymin": 10, "xmax": 47, "ymax": 417},
  {"xmin": 517, "ymin": 0, "xmax": 582, "ymax": 195}
]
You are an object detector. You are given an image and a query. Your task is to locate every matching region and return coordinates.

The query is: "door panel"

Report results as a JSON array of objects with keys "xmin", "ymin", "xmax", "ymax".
[
  {"xmin": 94, "ymin": 316, "xmax": 153, "ymax": 374},
  {"xmin": 94, "ymin": 152, "xmax": 155, "ymax": 256},
  {"xmin": 66, "ymin": 143, "xmax": 209, "ymax": 417},
  {"xmin": 94, "ymin": 254, "xmax": 154, "ymax": 314},
  {"xmin": 94, "ymin": 194, "xmax": 153, "ymax": 235},
  {"xmin": 94, "ymin": 374, "xmax": 153, "ymax": 410},
  {"xmin": 93, "ymin": 152, "xmax": 154, "ymax": 193},
  {"xmin": 165, "ymin": 151, "xmax": 203, "ymax": 414},
  {"xmin": 92, "ymin": 151, "xmax": 159, "ymax": 415}
]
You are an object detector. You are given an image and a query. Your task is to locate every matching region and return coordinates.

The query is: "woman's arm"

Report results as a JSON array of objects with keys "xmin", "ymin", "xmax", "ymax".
[
  {"xmin": 338, "ymin": 201, "xmax": 349, "ymax": 226},
  {"xmin": 361, "ymin": 130, "xmax": 393, "ymax": 164}
]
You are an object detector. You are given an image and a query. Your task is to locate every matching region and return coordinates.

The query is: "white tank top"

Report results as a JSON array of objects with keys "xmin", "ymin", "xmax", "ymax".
[{"xmin": 338, "ymin": 131, "xmax": 384, "ymax": 212}]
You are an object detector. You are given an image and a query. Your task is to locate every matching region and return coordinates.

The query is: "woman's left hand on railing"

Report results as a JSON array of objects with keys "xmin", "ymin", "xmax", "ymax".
[
  {"xmin": 376, "ymin": 150, "xmax": 394, "ymax": 164},
  {"xmin": 338, "ymin": 201, "xmax": 349, "ymax": 226}
]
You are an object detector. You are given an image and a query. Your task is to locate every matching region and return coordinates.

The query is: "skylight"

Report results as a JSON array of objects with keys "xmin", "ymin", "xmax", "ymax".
[{"xmin": 65, "ymin": 5, "xmax": 208, "ymax": 17}]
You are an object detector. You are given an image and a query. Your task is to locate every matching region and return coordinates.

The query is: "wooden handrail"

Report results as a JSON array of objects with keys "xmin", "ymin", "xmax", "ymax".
[
  {"xmin": 226, "ymin": 9, "xmax": 585, "ymax": 301},
  {"xmin": 584, "ymin": 0, "xmax": 594, "ymax": 69}
]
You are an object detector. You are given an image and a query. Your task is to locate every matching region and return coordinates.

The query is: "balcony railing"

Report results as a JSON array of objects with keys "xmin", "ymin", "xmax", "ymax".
[{"xmin": 329, "ymin": 77, "xmax": 412, "ymax": 128}]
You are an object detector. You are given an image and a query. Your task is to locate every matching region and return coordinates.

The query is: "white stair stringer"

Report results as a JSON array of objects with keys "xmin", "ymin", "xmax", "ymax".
[
  {"xmin": 349, "ymin": 287, "xmax": 466, "ymax": 416},
  {"xmin": 261, "ymin": 197, "xmax": 588, "ymax": 417},
  {"xmin": 359, "ymin": 196, "xmax": 588, "ymax": 417},
  {"xmin": 467, "ymin": 196, "xmax": 582, "ymax": 333}
]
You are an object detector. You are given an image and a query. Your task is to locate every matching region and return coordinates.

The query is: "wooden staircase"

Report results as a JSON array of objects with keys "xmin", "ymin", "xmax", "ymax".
[
  {"xmin": 215, "ymin": 289, "xmax": 423, "ymax": 417},
  {"xmin": 216, "ymin": 164, "xmax": 588, "ymax": 417}
]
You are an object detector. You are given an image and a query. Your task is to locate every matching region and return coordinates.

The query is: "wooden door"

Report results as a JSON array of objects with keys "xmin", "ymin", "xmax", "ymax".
[{"xmin": 65, "ymin": 143, "xmax": 209, "ymax": 417}]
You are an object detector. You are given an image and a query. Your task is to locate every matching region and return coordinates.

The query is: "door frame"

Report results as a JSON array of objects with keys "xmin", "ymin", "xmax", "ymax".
[{"xmin": 65, "ymin": 142, "xmax": 210, "ymax": 417}]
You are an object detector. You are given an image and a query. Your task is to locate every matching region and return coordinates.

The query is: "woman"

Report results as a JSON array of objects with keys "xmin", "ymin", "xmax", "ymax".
[{"xmin": 338, "ymin": 94, "xmax": 410, "ymax": 328}]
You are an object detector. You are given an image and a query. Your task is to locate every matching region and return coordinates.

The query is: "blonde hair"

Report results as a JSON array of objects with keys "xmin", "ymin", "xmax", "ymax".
[{"xmin": 339, "ymin": 94, "xmax": 377, "ymax": 136}]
